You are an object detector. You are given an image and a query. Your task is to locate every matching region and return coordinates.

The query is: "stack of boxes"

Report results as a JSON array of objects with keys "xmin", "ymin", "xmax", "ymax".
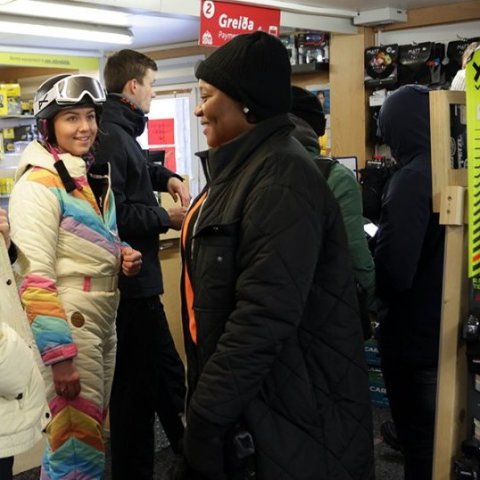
[
  {"xmin": 0, "ymin": 82, "xmax": 36, "ymax": 200},
  {"xmin": 365, "ymin": 335, "xmax": 390, "ymax": 408},
  {"xmin": 0, "ymin": 82, "xmax": 37, "ymax": 159}
]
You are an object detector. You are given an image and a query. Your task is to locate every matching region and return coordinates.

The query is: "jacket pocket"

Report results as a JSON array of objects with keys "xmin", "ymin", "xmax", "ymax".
[{"xmin": 193, "ymin": 221, "xmax": 239, "ymax": 311}]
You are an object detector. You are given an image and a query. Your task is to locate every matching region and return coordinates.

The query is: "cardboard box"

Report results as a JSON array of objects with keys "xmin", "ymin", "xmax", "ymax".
[{"xmin": 0, "ymin": 83, "xmax": 22, "ymax": 116}]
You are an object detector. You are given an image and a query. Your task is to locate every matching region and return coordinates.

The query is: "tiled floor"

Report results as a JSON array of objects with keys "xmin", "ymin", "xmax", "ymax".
[{"xmin": 14, "ymin": 408, "xmax": 404, "ymax": 479}]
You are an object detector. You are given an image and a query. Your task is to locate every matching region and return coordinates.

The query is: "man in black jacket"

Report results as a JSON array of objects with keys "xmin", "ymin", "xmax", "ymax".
[
  {"xmin": 375, "ymin": 85, "xmax": 445, "ymax": 480},
  {"xmin": 97, "ymin": 49, "xmax": 190, "ymax": 480}
]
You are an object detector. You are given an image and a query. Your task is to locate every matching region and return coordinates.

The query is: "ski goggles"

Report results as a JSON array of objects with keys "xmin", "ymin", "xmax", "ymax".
[{"xmin": 34, "ymin": 75, "xmax": 106, "ymax": 116}]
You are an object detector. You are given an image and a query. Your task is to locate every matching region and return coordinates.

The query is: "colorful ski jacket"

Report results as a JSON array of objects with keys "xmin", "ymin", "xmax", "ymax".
[{"xmin": 9, "ymin": 140, "xmax": 123, "ymax": 367}]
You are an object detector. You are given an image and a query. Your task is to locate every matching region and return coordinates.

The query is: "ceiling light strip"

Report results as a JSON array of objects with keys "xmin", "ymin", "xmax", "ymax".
[
  {"xmin": 0, "ymin": 14, "xmax": 133, "ymax": 44},
  {"xmin": 0, "ymin": 0, "xmax": 130, "ymax": 27}
]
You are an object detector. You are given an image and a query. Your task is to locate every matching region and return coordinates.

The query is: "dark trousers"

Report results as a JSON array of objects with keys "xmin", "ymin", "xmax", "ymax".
[
  {"xmin": 110, "ymin": 296, "xmax": 186, "ymax": 480},
  {"xmin": 0, "ymin": 457, "xmax": 13, "ymax": 480},
  {"xmin": 380, "ymin": 353, "xmax": 437, "ymax": 480}
]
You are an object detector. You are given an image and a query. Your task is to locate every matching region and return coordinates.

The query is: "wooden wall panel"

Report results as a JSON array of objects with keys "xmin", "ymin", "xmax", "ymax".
[
  {"xmin": 381, "ymin": 0, "xmax": 480, "ymax": 31},
  {"xmin": 329, "ymin": 28, "xmax": 374, "ymax": 169}
]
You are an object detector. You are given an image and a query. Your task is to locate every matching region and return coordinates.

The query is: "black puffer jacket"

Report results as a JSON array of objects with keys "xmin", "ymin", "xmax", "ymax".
[
  {"xmin": 181, "ymin": 115, "xmax": 374, "ymax": 480},
  {"xmin": 97, "ymin": 94, "xmax": 180, "ymax": 298}
]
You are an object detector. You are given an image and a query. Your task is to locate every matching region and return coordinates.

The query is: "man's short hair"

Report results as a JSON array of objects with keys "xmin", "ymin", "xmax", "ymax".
[{"xmin": 104, "ymin": 49, "xmax": 158, "ymax": 93}]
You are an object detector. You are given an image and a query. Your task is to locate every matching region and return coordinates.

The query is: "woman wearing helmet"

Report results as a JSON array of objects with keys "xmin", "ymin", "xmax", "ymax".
[{"xmin": 8, "ymin": 74, "xmax": 142, "ymax": 479}]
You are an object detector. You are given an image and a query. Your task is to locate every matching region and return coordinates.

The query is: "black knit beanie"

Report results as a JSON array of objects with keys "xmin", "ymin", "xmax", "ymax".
[
  {"xmin": 290, "ymin": 86, "xmax": 326, "ymax": 137},
  {"xmin": 195, "ymin": 31, "xmax": 291, "ymax": 121}
]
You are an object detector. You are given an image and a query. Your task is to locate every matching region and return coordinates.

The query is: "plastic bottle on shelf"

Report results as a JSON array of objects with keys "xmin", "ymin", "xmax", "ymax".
[
  {"xmin": 298, "ymin": 42, "xmax": 305, "ymax": 65},
  {"xmin": 289, "ymin": 34, "xmax": 297, "ymax": 66}
]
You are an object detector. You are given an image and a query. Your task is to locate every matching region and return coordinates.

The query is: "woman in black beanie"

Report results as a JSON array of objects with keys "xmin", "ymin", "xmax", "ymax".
[{"xmin": 177, "ymin": 31, "xmax": 374, "ymax": 480}]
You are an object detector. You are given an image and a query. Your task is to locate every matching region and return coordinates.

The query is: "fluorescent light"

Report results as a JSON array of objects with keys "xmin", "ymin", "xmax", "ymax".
[
  {"xmin": 0, "ymin": 0, "xmax": 130, "ymax": 26},
  {"xmin": 0, "ymin": 14, "xmax": 133, "ymax": 44}
]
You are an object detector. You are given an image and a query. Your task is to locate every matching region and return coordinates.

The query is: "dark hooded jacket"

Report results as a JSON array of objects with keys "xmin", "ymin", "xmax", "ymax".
[
  {"xmin": 97, "ymin": 93, "xmax": 180, "ymax": 298},
  {"xmin": 375, "ymin": 85, "xmax": 445, "ymax": 366},
  {"xmin": 181, "ymin": 114, "xmax": 374, "ymax": 480}
]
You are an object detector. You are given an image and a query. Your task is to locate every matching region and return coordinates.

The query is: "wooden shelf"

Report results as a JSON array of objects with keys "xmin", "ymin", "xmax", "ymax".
[
  {"xmin": 291, "ymin": 62, "xmax": 329, "ymax": 74},
  {"xmin": 0, "ymin": 115, "xmax": 34, "ymax": 119}
]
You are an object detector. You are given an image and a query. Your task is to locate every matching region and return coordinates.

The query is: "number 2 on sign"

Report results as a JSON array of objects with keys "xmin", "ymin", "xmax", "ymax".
[{"xmin": 203, "ymin": 0, "xmax": 215, "ymax": 19}]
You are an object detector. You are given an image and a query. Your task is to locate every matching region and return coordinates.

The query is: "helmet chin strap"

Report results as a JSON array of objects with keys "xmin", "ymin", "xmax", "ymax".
[{"xmin": 47, "ymin": 142, "xmax": 77, "ymax": 193}]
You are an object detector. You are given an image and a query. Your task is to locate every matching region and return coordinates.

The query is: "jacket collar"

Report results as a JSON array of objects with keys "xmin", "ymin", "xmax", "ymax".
[
  {"xmin": 102, "ymin": 93, "xmax": 147, "ymax": 138},
  {"xmin": 196, "ymin": 114, "xmax": 294, "ymax": 185},
  {"xmin": 16, "ymin": 140, "xmax": 88, "ymax": 181}
]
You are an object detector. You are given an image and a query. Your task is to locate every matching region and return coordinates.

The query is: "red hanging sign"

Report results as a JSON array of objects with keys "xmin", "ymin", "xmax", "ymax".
[
  {"xmin": 199, "ymin": 0, "xmax": 280, "ymax": 47},
  {"xmin": 148, "ymin": 118, "xmax": 175, "ymax": 145},
  {"xmin": 148, "ymin": 119, "xmax": 176, "ymax": 170}
]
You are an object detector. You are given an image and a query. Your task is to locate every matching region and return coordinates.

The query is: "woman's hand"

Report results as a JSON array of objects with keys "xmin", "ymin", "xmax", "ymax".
[
  {"xmin": 121, "ymin": 247, "xmax": 142, "ymax": 277},
  {"xmin": 0, "ymin": 208, "xmax": 11, "ymax": 248},
  {"xmin": 52, "ymin": 359, "xmax": 81, "ymax": 400}
]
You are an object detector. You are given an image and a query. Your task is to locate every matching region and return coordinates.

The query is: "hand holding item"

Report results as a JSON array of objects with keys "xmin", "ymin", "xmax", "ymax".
[
  {"xmin": 52, "ymin": 359, "xmax": 81, "ymax": 400},
  {"xmin": 167, "ymin": 177, "xmax": 192, "ymax": 207},
  {"xmin": 0, "ymin": 207, "xmax": 10, "ymax": 248},
  {"xmin": 168, "ymin": 207, "xmax": 188, "ymax": 231},
  {"xmin": 120, "ymin": 247, "xmax": 142, "ymax": 276}
]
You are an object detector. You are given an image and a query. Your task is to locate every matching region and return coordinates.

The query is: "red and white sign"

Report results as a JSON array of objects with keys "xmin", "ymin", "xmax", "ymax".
[{"xmin": 199, "ymin": 0, "xmax": 280, "ymax": 47}]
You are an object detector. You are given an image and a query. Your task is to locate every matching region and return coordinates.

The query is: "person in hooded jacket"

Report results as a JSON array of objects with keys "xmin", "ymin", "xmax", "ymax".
[
  {"xmin": 374, "ymin": 84, "xmax": 445, "ymax": 480},
  {"xmin": 0, "ymin": 207, "xmax": 50, "ymax": 480},
  {"xmin": 96, "ymin": 49, "xmax": 190, "ymax": 480},
  {"xmin": 175, "ymin": 31, "xmax": 374, "ymax": 480},
  {"xmin": 8, "ymin": 74, "xmax": 142, "ymax": 479},
  {"xmin": 289, "ymin": 86, "xmax": 376, "ymax": 331}
]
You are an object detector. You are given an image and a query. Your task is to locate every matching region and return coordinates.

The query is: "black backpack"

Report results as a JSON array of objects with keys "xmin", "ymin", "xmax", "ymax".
[
  {"xmin": 313, "ymin": 155, "xmax": 338, "ymax": 180},
  {"xmin": 358, "ymin": 159, "xmax": 399, "ymax": 224}
]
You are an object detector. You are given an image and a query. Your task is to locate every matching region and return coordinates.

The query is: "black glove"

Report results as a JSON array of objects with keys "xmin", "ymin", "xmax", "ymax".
[{"xmin": 183, "ymin": 409, "xmax": 227, "ymax": 480}]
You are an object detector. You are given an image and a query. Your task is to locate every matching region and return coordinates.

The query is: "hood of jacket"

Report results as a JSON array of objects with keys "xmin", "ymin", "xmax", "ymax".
[
  {"xmin": 101, "ymin": 93, "xmax": 147, "ymax": 138},
  {"xmin": 196, "ymin": 114, "xmax": 295, "ymax": 185},
  {"xmin": 15, "ymin": 140, "xmax": 88, "ymax": 182},
  {"xmin": 378, "ymin": 85, "xmax": 431, "ymax": 167},
  {"xmin": 288, "ymin": 113, "xmax": 320, "ymax": 156}
]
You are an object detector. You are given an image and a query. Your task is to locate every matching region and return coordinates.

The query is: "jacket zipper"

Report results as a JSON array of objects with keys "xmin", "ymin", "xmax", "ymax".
[{"xmin": 191, "ymin": 190, "xmax": 209, "ymax": 264}]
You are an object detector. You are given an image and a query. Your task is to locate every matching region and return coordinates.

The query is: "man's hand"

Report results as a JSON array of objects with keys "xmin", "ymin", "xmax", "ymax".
[
  {"xmin": 0, "ymin": 207, "xmax": 11, "ymax": 248},
  {"xmin": 167, "ymin": 177, "xmax": 191, "ymax": 208},
  {"xmin": 168, "ymin": 207, "xmax": 188, "ymax": 231},
  {"xmin": 121, "ymin": 247, "xmax": 142, "ymax": 276},
  {"xmin": 52, "ymin": 359, "xmax": 81, "ymax": 400}
]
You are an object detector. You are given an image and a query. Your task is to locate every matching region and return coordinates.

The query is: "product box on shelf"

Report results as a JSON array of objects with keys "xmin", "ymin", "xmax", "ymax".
[
  {"xmin": 280, "ymin": 34, "xmax": 298, "ymax": 66},
  {"xmin": 1, "ymin": 124, "xmax": 36, "ymax": 154},
  {"xmin": 364, "ymin": 338, "xmax": 381, "ymax": 367},
  {"xmin": 297, "ymin": 32, "xmax": 329, "ymax": 65},
  {"xmin": 368, "ymin": 366, "xmax": 389, "ymax": 408},
  {"xmin": 450, "ymin": 103, "xmax": 467, "ymax": 169},
  {"xmin": 2, "ymin": 127, "xmax": 15, "ymax": 153},
  {"xmin": 0, "ymin": 83, "xmax": 22, "ymax": 116}
]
